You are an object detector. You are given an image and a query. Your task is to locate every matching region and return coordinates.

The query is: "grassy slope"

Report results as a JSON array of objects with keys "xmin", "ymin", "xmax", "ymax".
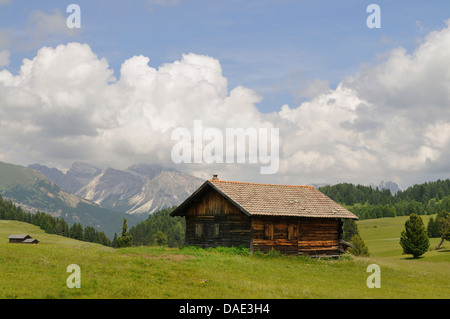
[
  {"xmin": 358, "ymin": 214, "xmax": 447, "ymax": 259},
  {"xmin": 0, "ymin": 216, "xmax": 449, "ymax": 299}
]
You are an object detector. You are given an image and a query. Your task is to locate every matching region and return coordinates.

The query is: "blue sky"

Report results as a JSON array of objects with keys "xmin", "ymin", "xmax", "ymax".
[
  {"xmin": 2, "ymin": 0, "xmax": 449, "ymax": 113},
  {"xmin": 1, "ymin": 1, "xmax": 450, "ymax": 188}
]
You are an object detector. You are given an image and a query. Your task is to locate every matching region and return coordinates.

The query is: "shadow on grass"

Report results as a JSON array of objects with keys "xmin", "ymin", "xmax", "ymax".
[{"xmin": 403, "ymin": 256, "xmax": 425, "ymax": 260}]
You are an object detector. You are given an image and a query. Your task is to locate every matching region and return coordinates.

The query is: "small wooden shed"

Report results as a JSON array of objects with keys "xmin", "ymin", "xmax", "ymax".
[
  {"xmin": 171, "ymin": 177, "xmax": 358, "ymax": 256},
  {"xmin": 22, "ymin": 238, "xmax": 40, "ymax": 244},
  {"xmin": 8, "ymin": 234, "xmax": 39, "ymax": 244},
  {"xmin": 8, "ymin": 234, "xmax": 32, "ymax": 243}
]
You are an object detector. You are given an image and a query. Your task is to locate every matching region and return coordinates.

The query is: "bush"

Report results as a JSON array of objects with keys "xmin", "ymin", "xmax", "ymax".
[{"xmin": 348, "ymin": 234, "xmax": 370, "ymax": 257}]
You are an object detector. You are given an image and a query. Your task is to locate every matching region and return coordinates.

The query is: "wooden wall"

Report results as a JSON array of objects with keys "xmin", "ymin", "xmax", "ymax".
[
  {"xmin": 185, "ymin": 188, "xmax": 252, "ymax": 248},
  {"xmin": 251, "ymin": 216, "xmax": 299, "ymax": 255},
  {"xmin": 252, "ymin": 217, "xmax": 342, "ymax": 256},
  {"xmin": 297, "ymin": 218, "xmax": 342, "ymax": 256}
]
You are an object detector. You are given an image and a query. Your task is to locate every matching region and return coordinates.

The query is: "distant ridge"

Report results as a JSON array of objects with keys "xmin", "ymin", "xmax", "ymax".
[
  {"xmin": 0, "ymin": 161, "xmax": 139, "ymax": 238},
  {"xmin": 30, "ymin": 162, "xmax": 204, "ymax": 219}
]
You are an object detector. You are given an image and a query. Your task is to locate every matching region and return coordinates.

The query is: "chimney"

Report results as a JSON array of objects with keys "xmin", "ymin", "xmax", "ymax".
[{"xmin": 212, "ymin": 174, "xmax": 219, "ymax": 181}]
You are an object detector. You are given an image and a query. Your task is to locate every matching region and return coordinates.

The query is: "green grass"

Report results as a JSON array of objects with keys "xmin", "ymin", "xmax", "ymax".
[
  {"xmin": 358, "ymin": 214, "xmax": 448, "ymax": 261},
  {"xmin": 0, "ymin": 217, "xmax": 449, "ymax": 299}
]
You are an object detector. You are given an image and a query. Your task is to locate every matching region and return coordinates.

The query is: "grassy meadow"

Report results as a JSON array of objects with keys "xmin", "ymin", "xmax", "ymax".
[{"xmin": 0, "ymin": 215, "xmax": 449, "ymax": 299}]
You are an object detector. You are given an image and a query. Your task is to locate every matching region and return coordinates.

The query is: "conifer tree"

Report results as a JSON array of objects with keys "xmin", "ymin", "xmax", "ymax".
[
  {"xmin": 116, "ymin": 218, "xmax": 133, "ymax": 248},
  {"xmin": 427, "ymin": 217, "xmax": 440, "ymax": 238},
  {"xmin": 112, "ymin": 233, "xmax": 118, "ymax": 248},
  {"xmin": 343, "ymin": 219, "xmax": 359, "ymax": 241},
  {"xmin": 400, "ymin": 214, "xmax": 429, "ymax": 258}
]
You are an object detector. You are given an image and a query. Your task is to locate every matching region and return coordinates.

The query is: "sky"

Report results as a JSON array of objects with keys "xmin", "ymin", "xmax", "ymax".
[{"xmin": 0, "ymin": 0, "xmax": 450, "ymax": 189}]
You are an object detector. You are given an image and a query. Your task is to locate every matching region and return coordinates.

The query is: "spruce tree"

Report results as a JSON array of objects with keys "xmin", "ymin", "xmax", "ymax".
[
  {"xmin": 399, "ymin": 214, "xmax": 429, "ymax": 258},
  {"xmin": 116, "ymin": 218, "xmax": 133, "ymax": 248},
  {"xmin": 112, "ymin": 233, "xmax": 118, "ymax": 248},
  {"xmin": 343, "ymin": 219, "xmax": 359, "ymax": 241},
  {"xmin": 427, "ymin": 217, "xmax": 440, "ymax": 238}
]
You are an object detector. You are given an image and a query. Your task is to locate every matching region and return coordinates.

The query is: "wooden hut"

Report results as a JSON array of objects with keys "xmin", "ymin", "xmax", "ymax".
[
  {"xmin": 8, "ymin": 234, "xmax": 39, "ymax": 244},
  {"xmin": 8, "ymin": 234, "xmax": 32, "ymax": 243},
  {"xmin": 22, "ymin": 238, "xmax": 40, "ymax": 244},
  {"xmin": 171, "ymin": 176, "xmax": 358, "ymax": 256}
]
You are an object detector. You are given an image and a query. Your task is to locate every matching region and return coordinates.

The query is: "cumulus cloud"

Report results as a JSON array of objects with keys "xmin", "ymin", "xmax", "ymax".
[
  {"xmin": 275, "ymin": 19, "xmax": 450, "ymax": 186},
  {"xmin": 0, "ymin": 43, "xmax": 269, "ymax": 175},
  {"xmin": 1, "ymin": 20, "xmax": 450, "ymax": 188}
]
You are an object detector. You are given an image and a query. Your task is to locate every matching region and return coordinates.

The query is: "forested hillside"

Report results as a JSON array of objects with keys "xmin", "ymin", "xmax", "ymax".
[
  {"xmin": 0, "ymin": 194, "xmax": 111, "ymax": 246},
  {"xmin": 128, "ymin": 206, "xmax": 184, "ymax": 247},
  {"xmin": 319, "ymin": 179, "xmax": 450, "ymax": 220}
]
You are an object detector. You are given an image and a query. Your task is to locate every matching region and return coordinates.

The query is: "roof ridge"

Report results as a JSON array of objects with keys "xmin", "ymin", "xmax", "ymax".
[{"xmin": 208, "ymin": 179, "xmax": 315, "ymax": 189}]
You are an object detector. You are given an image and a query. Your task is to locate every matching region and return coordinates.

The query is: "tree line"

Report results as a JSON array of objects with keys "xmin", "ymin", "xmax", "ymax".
[
  {"xmin": 127, "ymin": 206, "xmax": 184, "ymax": 247},
  {"xmin": 0, "ymin": 194, "xmax": 111, "ymax": 246},
  {"xmin": 106, "ymin": 207, "xmax": 184, "ymax": 248},
  {"xmin": 319, "ymin": 179, "xmax": 450, "ymax": 220}
]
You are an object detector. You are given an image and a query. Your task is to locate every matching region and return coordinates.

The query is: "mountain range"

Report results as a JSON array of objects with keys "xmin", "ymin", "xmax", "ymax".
[
  {"xmin": 29, "ymin": 162, "xmax": 204, "ymax": 218},
  {"xmin": 0, "ymin": 160, "xmax": 204, "ymax": 238},
  {"xmin": 0, "ymin": 161, "xmax": 140, "ymax": 238}
]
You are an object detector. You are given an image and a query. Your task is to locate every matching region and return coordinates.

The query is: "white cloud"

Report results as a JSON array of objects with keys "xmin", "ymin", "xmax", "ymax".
[
  {"xmin": 273, "ymin": 20, "xmax": 450, "ymax": 186},
  {"xmin": 1, "ymin": 20, "xmax": 450, "ymax": 188},
  {"xmin": 0, "ymin": 43, "xmax": 268, "ymax": 172}
]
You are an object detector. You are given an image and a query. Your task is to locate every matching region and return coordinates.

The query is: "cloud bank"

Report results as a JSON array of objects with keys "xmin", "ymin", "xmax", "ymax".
[{"xmin": 1, "ymin": 20, "xmax": 450, "ymax": 188}]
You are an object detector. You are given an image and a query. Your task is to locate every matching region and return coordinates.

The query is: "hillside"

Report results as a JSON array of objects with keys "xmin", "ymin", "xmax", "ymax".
[
  {"xmin": 30, "ymin": 162, "xmax": 204, "ymax": 219},
  {"xmin": 0, "ymin": 161, "xmax": 139, "ymax": 238},
  {"xmin": 319, "ymin": 180, "xmax": 450, "ymax": 219},
  {"xmin": 0, "ymin": 217, "xmax": 448, "ymax": 299},
  {"xmin": 358, "ymin": 214, "xmax": 449, "ymax": 261}
]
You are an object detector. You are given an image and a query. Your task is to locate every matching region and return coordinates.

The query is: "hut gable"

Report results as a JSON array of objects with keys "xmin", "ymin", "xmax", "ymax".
[{"xmin": 171, "ymin": 177, "xmax": 357, "ymax": 256}]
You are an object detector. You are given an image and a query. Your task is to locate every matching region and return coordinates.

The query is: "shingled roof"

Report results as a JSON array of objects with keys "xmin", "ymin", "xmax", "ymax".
[{"xmin": 172, "ymin": 178, "xmax": 358, "ymax": 220}]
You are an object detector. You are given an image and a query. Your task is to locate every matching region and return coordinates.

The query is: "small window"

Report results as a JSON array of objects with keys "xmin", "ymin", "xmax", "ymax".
[
  {"xmin": 288, "ymin": 225, "xmax": 297, "ymax": 239},
  {"xmin": 195, "ymin": 224, "xmax": 203, "ymax": 238},
  {"xmin": 214, "ymin": 223, "xmax": 220, "ymax": 237},
  {"xmin": 264, "ymin": 224, "xmax": 273, "ymax": 240}
]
